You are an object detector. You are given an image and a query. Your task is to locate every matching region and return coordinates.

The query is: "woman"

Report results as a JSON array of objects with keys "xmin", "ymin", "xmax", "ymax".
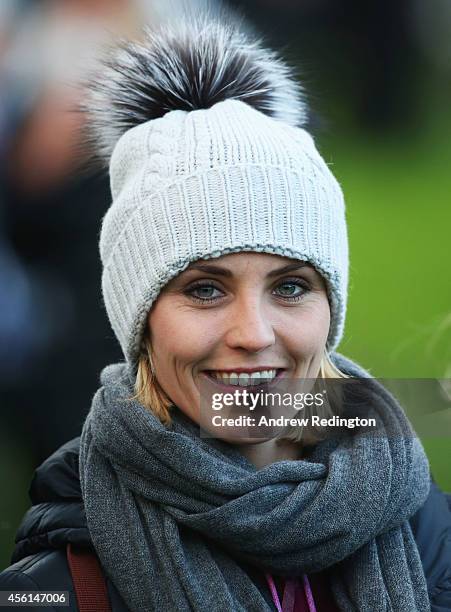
[{"xmin": 1, "ymin": 11, "xmax": 450, "ymax": 612}]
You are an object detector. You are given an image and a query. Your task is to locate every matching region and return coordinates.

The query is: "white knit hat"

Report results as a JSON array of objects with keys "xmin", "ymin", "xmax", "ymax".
[{"xmin": 85, "ymin": 12, "xmax": 348, "ymax": 367}]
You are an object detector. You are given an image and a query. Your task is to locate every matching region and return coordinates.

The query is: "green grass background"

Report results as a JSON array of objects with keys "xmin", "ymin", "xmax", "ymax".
[{"xmin": 320, "ymin": 101, "xmax": 451, "ymax": 492}]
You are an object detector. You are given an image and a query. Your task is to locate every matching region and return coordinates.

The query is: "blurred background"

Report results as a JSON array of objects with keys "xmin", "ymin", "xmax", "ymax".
[{"xmin": 0, "ymin": 0, "xmax": 450, "ymax": 568}]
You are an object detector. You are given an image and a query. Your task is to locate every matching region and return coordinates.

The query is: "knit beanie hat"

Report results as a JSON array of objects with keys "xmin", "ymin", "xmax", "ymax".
[{"xmin": 84, "ymin": 11, "xmax": 348, "ymax": 368}]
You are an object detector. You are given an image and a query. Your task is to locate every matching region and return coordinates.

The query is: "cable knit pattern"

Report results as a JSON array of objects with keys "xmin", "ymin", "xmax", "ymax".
[{"xmin": 100, "ymin": 99, "xmax": 348, "ymax": 365}]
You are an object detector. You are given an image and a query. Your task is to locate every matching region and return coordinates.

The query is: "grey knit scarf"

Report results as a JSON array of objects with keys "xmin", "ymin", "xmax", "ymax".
[{"xmin": 79, "ymin": 354, "xmax": 431, "ymax": 612}]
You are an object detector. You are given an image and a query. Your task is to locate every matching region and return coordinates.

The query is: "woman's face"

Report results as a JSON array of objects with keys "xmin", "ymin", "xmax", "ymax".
[{"xmin": 147, "ymin": 252, "xmax": 330, "ymax": 440}]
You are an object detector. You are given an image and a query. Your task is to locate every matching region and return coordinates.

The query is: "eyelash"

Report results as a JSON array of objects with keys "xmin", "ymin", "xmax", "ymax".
[{"xmin": 185, "ymin": 278, "xmax": 311, "ymax": 305}]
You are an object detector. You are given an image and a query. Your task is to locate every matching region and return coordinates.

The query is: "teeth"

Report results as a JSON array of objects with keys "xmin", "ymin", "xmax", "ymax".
[
  {"xmin": 209, "ymin": 370, "xmax": 278, "ymax": 386},
  {"xmin": 238, "ymin": 373, "xmax": 249, "ymax": 386},
  {"xmin": 229, "ymin": 373, "xmax": 239, "ymax": 385}
]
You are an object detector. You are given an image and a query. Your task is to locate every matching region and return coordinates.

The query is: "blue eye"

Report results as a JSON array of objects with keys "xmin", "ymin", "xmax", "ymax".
[
  {"xmin": 273, "ymin": 280, "xmax": 308, "ymax": 301},
  {"xmin": 185, "ymin": 278, "xmax": 310, "ymax": 305},
  {"xmin": 188, "ymin": 283, "xmax": 223, "ymax": 303}
]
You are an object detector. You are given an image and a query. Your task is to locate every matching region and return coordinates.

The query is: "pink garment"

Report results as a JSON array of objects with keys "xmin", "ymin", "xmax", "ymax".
[{"xmin": 265, "ymin": 573, "xmax": 317, "ymax": 612}]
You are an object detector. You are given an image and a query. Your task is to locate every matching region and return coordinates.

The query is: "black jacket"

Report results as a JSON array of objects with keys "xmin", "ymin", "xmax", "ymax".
[{"xmin": 1, "ymin": 437, "xmax": 451, "ymax": 611}]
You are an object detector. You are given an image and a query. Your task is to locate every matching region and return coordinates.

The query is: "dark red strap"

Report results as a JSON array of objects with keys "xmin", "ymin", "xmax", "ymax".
[{"xmin": 66, "ymin": 543, "xmax": 112, "ymax": 612}]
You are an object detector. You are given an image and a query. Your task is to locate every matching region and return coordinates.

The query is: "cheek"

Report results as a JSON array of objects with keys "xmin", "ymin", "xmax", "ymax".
[
  {"xmin": 288, "ymin": 297, "xmax": 330, "ymax": 356},
  {"xmin": 148, "ymin": 301, "xmax": 216, "ymax": 366}
]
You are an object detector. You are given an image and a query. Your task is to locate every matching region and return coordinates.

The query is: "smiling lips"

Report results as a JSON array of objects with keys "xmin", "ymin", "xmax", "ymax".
[{"xmin": 205, "ymin": 369, "xmax": 285, "ymax": 387}]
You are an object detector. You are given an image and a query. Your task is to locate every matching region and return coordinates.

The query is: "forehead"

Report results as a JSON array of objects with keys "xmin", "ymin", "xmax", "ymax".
[
  {"xmin": 155, "ymin": 251, "xmax": 327, "ymax": 301},
  {"xmin": 162, "ymin": 253, "xmax": 323, "ymax": 288},
  {"xmin": 186, "ymin": 252, "xmax": 309, "ymax": 273}
]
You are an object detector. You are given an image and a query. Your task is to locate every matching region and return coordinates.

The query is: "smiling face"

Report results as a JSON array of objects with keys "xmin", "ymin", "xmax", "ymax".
[{"xmin": 147, "ymin": 252, "xmax": 331, "ymax": 441}]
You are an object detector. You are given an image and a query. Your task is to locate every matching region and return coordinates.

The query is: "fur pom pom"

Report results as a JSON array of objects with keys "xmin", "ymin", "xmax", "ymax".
[{"xmin": 82, "ymin": 7, "xmax": 307, "ymax": 166}]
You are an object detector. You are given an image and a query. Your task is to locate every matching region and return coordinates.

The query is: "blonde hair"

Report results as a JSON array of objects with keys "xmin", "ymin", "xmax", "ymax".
[
  {"xmin": 132, "ymin": 334, "xmax": 348, "ymax": 445},
  {"xmin": 133, "ymin": 336, "xmax": 174, "ymax": 426}
]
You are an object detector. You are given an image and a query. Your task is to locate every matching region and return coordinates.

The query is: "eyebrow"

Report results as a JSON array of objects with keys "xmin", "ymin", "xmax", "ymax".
[{"xmin": 187, "ymin": 261, "xmax": 308, "ymax": 278}]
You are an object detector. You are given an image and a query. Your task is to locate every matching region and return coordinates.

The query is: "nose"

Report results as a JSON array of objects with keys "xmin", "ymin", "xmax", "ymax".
[{"xmin": 224, "ymin": 294, "xmax": 276, "ymax": 353}]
